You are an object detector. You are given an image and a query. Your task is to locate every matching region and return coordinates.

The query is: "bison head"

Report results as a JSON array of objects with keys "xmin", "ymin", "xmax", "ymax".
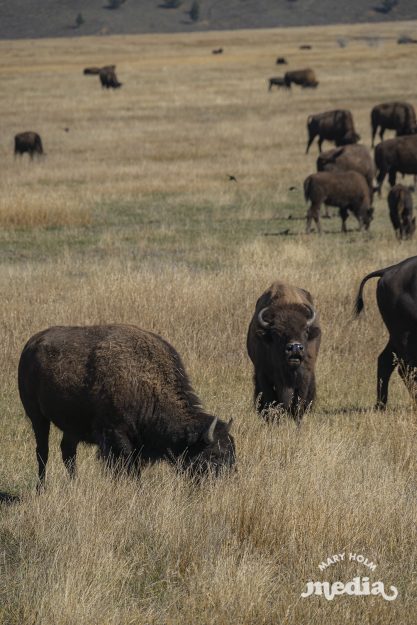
[
  {"xmin": 340, "ymin": 131, "xmax": 360, "ymax": 145},
  {"xmin": 183, "ymin": 417, "xmax": 235, "ymax": 478},
  {"xmin": 257, "ymin": 303, "xmax": 319, "ymax": 370},
  {"xmin": 360, "ymin": 207, "xmax": 374, "ymax": 230},
  {"xmin": 404, "ymin": 216, "xmax": 416, "ymax": 239}
]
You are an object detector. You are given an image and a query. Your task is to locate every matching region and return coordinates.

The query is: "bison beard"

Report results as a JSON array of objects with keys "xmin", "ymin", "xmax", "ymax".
[
  {"xmin": 18, "ymin": 325, "xmax": 235, "ymax": 487},
  {"xmin": 247, "ymin": 282, "xmax": 321, "ymax": 422}
]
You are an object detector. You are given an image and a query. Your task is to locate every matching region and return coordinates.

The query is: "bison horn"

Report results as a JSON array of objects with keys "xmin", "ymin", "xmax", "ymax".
[
  {"xmin": 204, "ymin": 417, "xmax": 218, "ymax": 444},
  {"xmin": 258, "ymin": 307, "xmax": 271, "ymax": 328},
  {"xmin": 305, "ymin": 305, "xmax": 316, "ymax": 326}
]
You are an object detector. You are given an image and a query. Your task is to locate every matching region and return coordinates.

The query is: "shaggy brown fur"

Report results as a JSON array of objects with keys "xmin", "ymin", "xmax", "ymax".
[
  {"xmin": 371, "ymin": 101, "xmax": 416, "ymax": 147},
  {"xmin": 83, "ymin": 67, "xmax": 101, "ymax": 75},
  {"xmin": 14, "ymin": 131, "xmax": 43, "ymax": 158},
  {"xmin": 304, "ymin": 171, "xmax": 374, "ymax": 234},
  {"xmin": 99, "ymin": 66, "xmax": 122, "ymax": 89},
  {"xmin": 306, "ymin": 110, "xmax": 360, "ymax": 154},
  {"xmin": 387, "ymin": 184, "xmax": 415, "ymax": 240},
  {"xmin": 18, "ymin": 325, "xmax": 235, "ymax": 486},
  {"xmin": 247, "ymin": 282, "xmax": 321, "ymax": 422},
  {"xmin": 284, "ymin": 68, "xmax": 318, "ymax": 89},
  {"xmin": 317, "ymin": 144, "xmax": 375, "ymax": 194},
  {"xmin": 355, "ymin": 256, "xmax": 417, "ymax": 408},
  {"xmin": 374, "ymin": 134, "xmax": 417, "ymax": 193}
]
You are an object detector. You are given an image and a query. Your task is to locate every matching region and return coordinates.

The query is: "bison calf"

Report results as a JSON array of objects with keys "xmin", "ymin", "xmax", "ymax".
[
  {"xmin": 304, "ymin": 171, "xmax": 373, "ymax": 234},
  {"xmin": 355, "ymin": 256, "xmax": 417, "ymax": 408},
  {"xmin": 18, "ymin": 325, "xmax": 235, "ymax": 487},
  {"xmin": 247, "ymin": 282, "xmax": 321, "ymax": 422},
  {"xmin": 387, "ymin": 184, "xmax": 415, "ymax": 239},
  {"xmin": 14, "ymin": 131, "xmax": 43, "ymax": 159}
]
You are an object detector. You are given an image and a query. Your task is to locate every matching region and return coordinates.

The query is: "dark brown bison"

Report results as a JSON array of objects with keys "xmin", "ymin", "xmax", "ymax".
[
  {"xmin": 355, "ymin": 256, "xmax": 417, "ymax": 408},
  {"xmin": 304, "ymin": 171, "xmax": 374, "ymax": 234},
  {"xmin": 284, "ymin": 68, "xmax": 318, "ymax": 89},
  {"xmin": 212, "ymin": 48, "xmax": 223, "ymax": 54},
  {"xmin": 14, "ymin": 132, "xmax": 43, "ymax": 159},
  {"xmin": 387, "ymin": 184, "xmax": 415, "ymax": 239},
  {"xmin": 306, "ymin": 110, "xmax": 360, "ymax": 154},
  {"xmin": 317, "ymin": 144, "xmax": 375, "ymax": 195},
  {"xmin": 247, "ymin": 282, "xmax": 321, "ymax": 422},
  {"xmin": 83, "ymin": 67, "xmax": 101, "ymax": 75},
  {"xmin": 276, "ymin": 57, "xmax": 288, "ymax": 64},
  {"xmin": 374, "ymin": 134, "xmax": 417, "ymax": 193},
  {"xmin": 18, "ymin": 325, "xmax": 235, "ymax": 487},
  {"xmin": 99, "ymin": 66, "xmax": 122, "ymax": 89},
  {"xmin": 371, "ymin": 102, "xmax": 416, "ymax": 147},
  {"xmin": 268, "ymin": 76, "xmax": 288, "ymax": 91}
]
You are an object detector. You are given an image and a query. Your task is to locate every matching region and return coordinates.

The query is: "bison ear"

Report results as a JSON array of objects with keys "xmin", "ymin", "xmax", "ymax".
[{"xmin": 308, "ymin": 326, "xmax": 321, "ymax": 340}]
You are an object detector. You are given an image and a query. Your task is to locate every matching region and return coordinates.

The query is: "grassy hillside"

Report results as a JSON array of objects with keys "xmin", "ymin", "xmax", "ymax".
[
  {"xmin": 1, "ymin": 0, "xmax": 417, "ymax": 39},
  {"xmin": 1, "ymin": 21, "xmax": 417, "ymax": 624}
]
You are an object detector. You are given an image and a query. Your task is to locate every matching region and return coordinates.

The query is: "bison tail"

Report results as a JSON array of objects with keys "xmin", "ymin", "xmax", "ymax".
[
  {"xmin": 354, "ymin": 268, "xmax": 387, "ymax": 316},
  {"xmin": 303, "ymin": 176, "xmax": 312, "ymax": 202}
]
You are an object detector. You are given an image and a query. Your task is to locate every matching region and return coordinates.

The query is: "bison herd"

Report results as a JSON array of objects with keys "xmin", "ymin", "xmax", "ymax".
[
  {"xmin": 298, "ymin": 102, "xmax": 417, "ymax": 237},
  {"xmin": 4, "ymin": 52, "xmax": 417, "ymax": 499}
]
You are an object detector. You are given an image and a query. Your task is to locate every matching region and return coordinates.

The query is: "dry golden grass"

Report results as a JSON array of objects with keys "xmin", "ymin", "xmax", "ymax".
[{"xmin": 1, "ymin": 21, "xmax": 417, "ymax": 624}]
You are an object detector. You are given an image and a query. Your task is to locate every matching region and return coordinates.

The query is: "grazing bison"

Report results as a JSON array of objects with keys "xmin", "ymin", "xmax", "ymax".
[
  {"xmin": 212, "ymin": 48, "xmax": 223, "ymax": 54},
  {"xmin": 284, "ymin": 68, "xmax": 318, "ymax": 89},
  {"xmin": 268, "ymin": 77, "xmax": 288, "ymax": 91},
  {"xmin": 83, "ymin": 67, "xmax": 101, "ymax": 75},
  {"xmin": 14, "ymin": 132, "xmax": 43, "ymax": 159},
  {"xmin": 387, "ymin": 184, "xmax": 415, "ymax": 239},
  {"xmin": 317, "ymin": 144, "xmax": 375, "ymax": 195},
  {"xmin": 355, "ymin": 256, "xmax": 417, "ymax": 408},
  {"xmin": 276, "ymin": 57, "xmax": 288, "ymax": 65},
  {"xmin": 247, "ymin": 282, "xmax": 321, "ymax": 422},
  {"xmin": 304, "ymin": 171, "xmax": 374, "ymax": 234},
  {"xmin": 99, "ymin": 66, "xmax": 122, "ymax": 89},
  {"xmin": 374, "ymin": 134, "xmax": 417, "ymax": 193},
  {"xmin": 306, "ymin": 110, "xmax": 360, "ymax": 154},
  {"xmin": 371, "ymin": 102, "xmax": 416, "ymax": 147},
  {"xmin": 18, "ymin": 325, "xmax": 235, "ymax": 487}
]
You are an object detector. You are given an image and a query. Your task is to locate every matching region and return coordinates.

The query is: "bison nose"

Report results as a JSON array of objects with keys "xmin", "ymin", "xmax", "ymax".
[{"xmin": 285, "ymin": 342, "xmax": 304, "ymax": 354}]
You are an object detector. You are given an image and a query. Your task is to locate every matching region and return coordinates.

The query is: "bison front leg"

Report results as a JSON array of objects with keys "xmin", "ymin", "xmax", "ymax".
[
  {"xmin": 60, "ymin": 432, "xmax": 78, "ymax": 479},
  {"xmin": 254, "ymin": 371, "xmax": 277, "ymax": 414},
  {"xmin": 306, "ymin": 203, "xmax": 322, "ymax": 234},
  {"xmin": 376, "ymin": 341, "xmax": 396, "ymax": 409},
  {"xmin": 339, "ymin": 207, "xmax": 348, "ymax": 233}
]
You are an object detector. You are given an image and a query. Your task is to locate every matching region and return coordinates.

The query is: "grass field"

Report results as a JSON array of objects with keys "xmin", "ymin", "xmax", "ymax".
[{"xmin": 1, "ymin": 21, "xmax": 417, "ymax": 624}]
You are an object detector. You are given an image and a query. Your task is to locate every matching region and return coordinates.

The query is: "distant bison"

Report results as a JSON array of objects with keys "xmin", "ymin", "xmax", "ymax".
[
  {"xmin": 355, "ymin": 256, "xmax": 417, "ymax": 408},
  {"xmin": 304, "ymin": 171, "xmax": 374, "ymax": 234},
  {"xmin": 247, "ymin": 281, "xmax": 321, "ymax": 422},
  {"xmin": 306, "ymin": 110, "xmax": 360, "ymax": 154},
  {"xmin": 387, "ymin": 184, "xmax": 415, "ymax": 239},
  {"xmin": 371, "ymin": 102, "xmax": 417, "ymax": 147},
  {"xmin": 18, "ymin": 325, "xmax": 235, "ymax": 487},
  {"xmin": 374, "ymin": 134, "xmax": 417, "ymax": 193},
  {"xmin": 317, "ymin": 144, "xmax": 375, "ymax": 195},
  {"xmin": 83, "ymin": 67, "xmax": 101, "ymax": 75},
  {"xmin": 99, "ymin": 66, "xmax": 122, "ymax": 89},
  {"xmin": 284, "ymin": 68, "xmax": 318, "ymax": 89},
  {"xmin": 14, "ymin": 131, "xmax": 44, "ymax": 159},
  {"xmin": 268, "ymin": 76, "xmax": 288, "ymax": 91},
  {"xmin": 276, "ymin": 57, "xmax": 288, "ymax": 64},
  {"xmin": 212, "ymin": 48, "xmax": 223, "ymax": 54}
]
